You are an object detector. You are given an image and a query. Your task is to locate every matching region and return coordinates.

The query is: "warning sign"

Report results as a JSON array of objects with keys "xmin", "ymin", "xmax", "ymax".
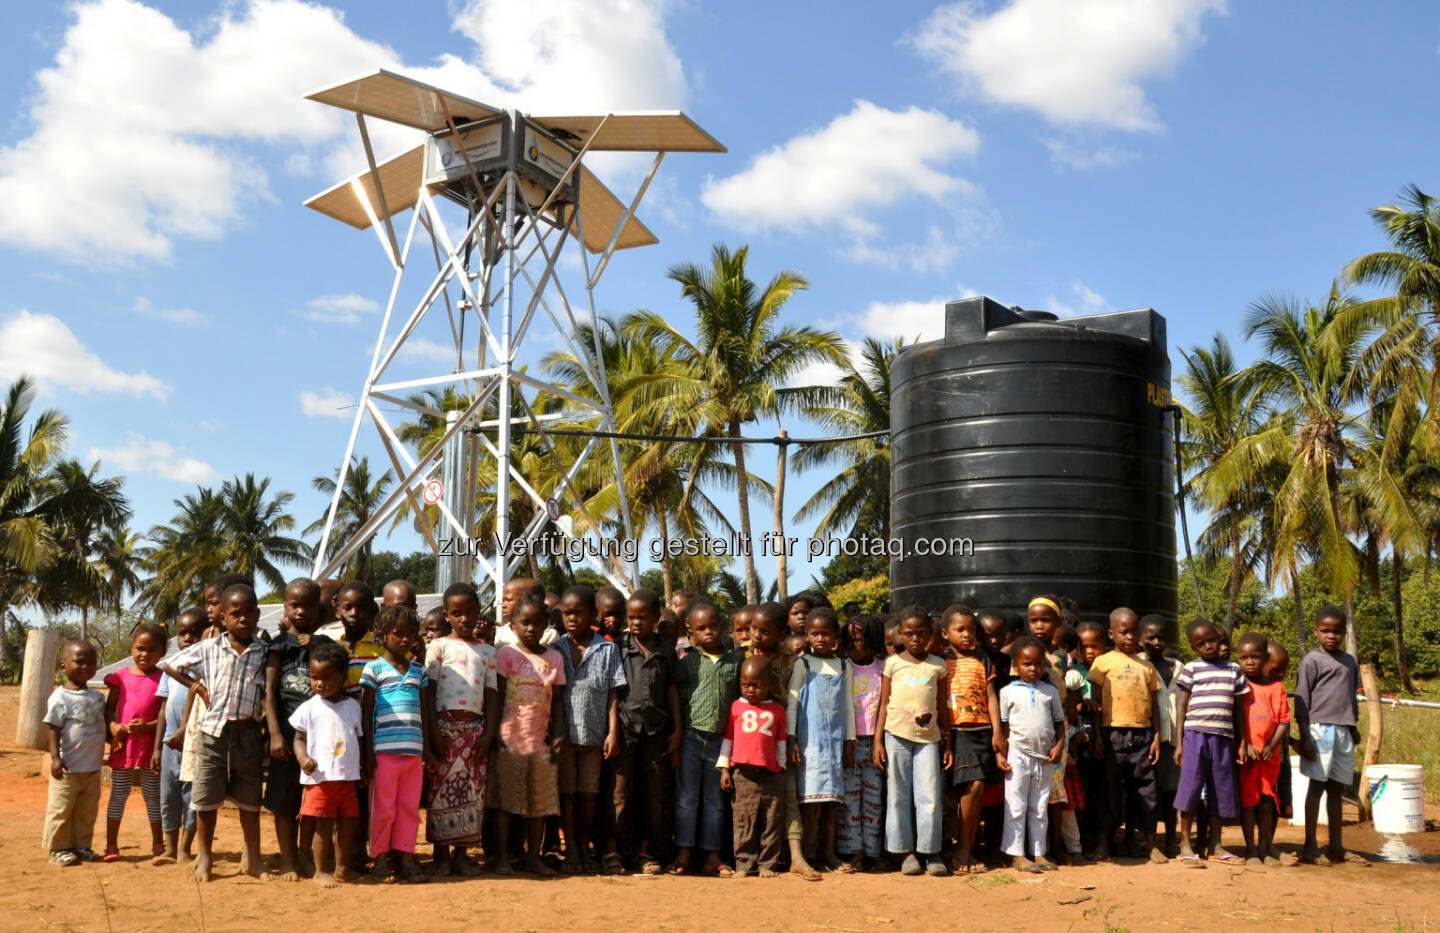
[
  {"xmin": 545, "ymin": 497, "xmax": 561, "ymax": 522},
  {"xmin": 423, "ymin": 479, "xmax": 444, "ymax": 505}
]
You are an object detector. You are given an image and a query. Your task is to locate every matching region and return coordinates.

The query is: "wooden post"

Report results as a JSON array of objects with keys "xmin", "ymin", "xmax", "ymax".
[
  {"xmin": 773, "ymin": 431, "xmax": 789, "ymax": 603},
  {"xmin": 15, "ymin": 628, "xmax": 60, "ymax": 751},
  {"xmin": 1358, "ymin": 662, "xmax": 1383, "ymax": 822}
]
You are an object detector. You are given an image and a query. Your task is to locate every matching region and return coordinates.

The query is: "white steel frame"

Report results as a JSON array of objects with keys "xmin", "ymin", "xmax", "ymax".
[{"xmin": 310, "ymin": 109, "xmax": 655, "ymax": 609}]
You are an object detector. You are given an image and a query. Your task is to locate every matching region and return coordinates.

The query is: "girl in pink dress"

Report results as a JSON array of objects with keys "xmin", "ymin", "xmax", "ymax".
[{"xmin": 103, "ymin": 623, "xmax": 168, "ymax": 861}]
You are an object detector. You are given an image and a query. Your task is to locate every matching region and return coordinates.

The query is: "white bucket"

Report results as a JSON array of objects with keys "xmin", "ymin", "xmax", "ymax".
[
  {"xmin": 1365, "ymin": 764, "xmax": 1426, "ymax": 835},
  {"xmin": 1289, "ymin": 756, "xmax": 1328, "ymax": 826}
]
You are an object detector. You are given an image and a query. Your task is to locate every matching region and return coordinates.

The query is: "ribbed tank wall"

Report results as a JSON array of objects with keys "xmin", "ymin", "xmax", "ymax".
[{"xmin": 889, "ymin": 296, "xmax": 1177, "ymax": 622}]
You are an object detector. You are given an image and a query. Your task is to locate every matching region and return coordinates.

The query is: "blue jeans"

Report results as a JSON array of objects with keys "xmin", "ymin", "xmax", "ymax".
[
  {"xmin": 883, "ymin": 733, "xmax": 943, "ymax": 855},
  {"xmin": 160, "ymin": 744, "xmax": 194, "ymax": 833},
  {"xmin": 674, "ymin": 729, "xmax": 725, "ymax": 850}
]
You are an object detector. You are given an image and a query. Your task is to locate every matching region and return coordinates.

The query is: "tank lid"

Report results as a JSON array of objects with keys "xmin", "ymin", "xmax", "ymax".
[{"xmin": 942, "ymin": 295, "xmax": 1166, "ymax": 347}]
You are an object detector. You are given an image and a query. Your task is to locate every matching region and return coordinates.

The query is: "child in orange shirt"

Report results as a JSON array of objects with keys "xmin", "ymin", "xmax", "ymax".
[{"xmin": 1236, "ymin": 634, "xmax": 1294, "ymax": 866}]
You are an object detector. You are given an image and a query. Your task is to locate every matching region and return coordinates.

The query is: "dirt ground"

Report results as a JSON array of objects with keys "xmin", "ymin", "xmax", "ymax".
[{"xmin": 1, "ymin": 687, "xmax": 1435, "ymax": 933}]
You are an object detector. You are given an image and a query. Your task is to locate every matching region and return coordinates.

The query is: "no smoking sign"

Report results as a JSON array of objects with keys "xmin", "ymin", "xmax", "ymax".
[{"xmin": 423, "ymin": 479, "xmax": 444, "ymax": 505}]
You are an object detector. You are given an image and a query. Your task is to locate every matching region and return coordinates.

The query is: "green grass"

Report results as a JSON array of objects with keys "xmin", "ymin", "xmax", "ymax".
[{"xmin": 1357, "ymin": 703, "xmax": 1440, "ymax": 803}]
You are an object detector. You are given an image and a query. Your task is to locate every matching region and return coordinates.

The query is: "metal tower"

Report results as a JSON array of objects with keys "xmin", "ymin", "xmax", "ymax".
[{"xmin": 302, "ymin": 70, "xmax": 724, "ymax": 607}]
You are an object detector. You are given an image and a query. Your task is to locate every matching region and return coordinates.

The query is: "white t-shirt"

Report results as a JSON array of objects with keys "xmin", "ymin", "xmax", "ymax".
[
  {"xmin": 288, "ymin": 694, "xmax": 364, "ymax": 784},
  {"xmin": 494, "ymin": 623, "xmax": 559, "ymax": 649},
  {"xmin": 425, "ymin": 637, "xmax": 499, "ymax": 713}
]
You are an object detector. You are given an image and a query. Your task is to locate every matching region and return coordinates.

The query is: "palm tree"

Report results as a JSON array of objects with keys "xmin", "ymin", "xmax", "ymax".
[
  {"xmin": 1224, "ymin": 287, "xmax": 1368, "ymax": 655},
  {"xmin": 791, "ymin": 336, "xmax": 902, "ymax": 542},
  {"xmin": 36, "ymin": 459, "xmax": 131, "ymax": 641},
  {"xmin": 137, "ymin": 487, "xmax": 225, "ymax": 620},
  {"xmin": 306, "ymin": 457, "xmax": 393, "ymax": 585},
  {"xmin": 216, "ymin": 474, "xmax": 309, "ymax": 594},
  {"xmin": 1341, "ymin": 184, "xmax": 1440, "ymax": 437},
  {"xmin": 1174, "ymin": 335, "xmax": 1275, "ymax": 631},
  {"xmin": 627, "ymin": 244, "xmax": 847, "ymax": 602},
  {"xmin": 139, "ymin": 476, "xmax": 306, "ymax": 618},
  {"xmin": 544, "ymin": 316, "xmax": 744, "ymax": 601},
  {"xmin": 94, "ymin": 528, "xmax": 142, "ymax": 630},
  {"xmin": 0, "ymin": 377, "xmax": 68, "ymax": 665},
  {"xmin": 1351, "ymin": 403, "xmax": 1436, "ymax": 692}
]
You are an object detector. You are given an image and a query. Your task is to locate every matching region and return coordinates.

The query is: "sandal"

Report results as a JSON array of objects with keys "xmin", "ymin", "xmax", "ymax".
[
  {"xmin": 102, "ymin": 847, "xmax": 121, "ymax": 863},
  {"xmin": 601, "ymin": 852, "xmax": 625, "ymax": 876},
  {"xmin": 641, "ymin": 859, "xmax": 663, "ymax": 876}
]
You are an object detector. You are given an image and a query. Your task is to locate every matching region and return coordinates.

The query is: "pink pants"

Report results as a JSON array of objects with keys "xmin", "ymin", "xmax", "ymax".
[{"xmin": 370, "ymin": 753, "xmax": 423, "ymax": 854}]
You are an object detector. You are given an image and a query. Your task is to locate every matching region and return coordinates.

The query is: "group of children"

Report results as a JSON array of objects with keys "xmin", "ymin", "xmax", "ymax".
[{"xmin": 41, "ymin": 575, "xmax": 1368, "ymax": 883}]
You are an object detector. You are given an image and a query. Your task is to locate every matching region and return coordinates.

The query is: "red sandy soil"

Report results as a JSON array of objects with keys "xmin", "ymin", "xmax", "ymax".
[{"xmin": 0, "ymin": 686, "xmax": 1435, "ymax": 933}]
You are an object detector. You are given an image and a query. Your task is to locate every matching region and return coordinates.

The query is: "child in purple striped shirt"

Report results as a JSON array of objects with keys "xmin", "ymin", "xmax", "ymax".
[{"xmin": 1173, "ymin": 618, "xmax": 1249, "ymax": 866}]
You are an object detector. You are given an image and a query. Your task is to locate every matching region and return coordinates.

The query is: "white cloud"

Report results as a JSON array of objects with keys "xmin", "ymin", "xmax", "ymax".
[
  {"xmin": 398, "ymin": 338, "xmax": 459, "ymax": 364},
  {"xmin": 87, "ymin": 434, "xmax": 216, "ymax": 483},
  {"xmin": 1041, "ymin": 137, "xmax": 1139, "ymax": 171},
  {"xmin": 857, "ymin": 299, "xmax": 949, "ymax": 343},
  {"xmin": 0, "ymin": 0, "xmax": 688, "ymax": 263},
  {"xmin": 911, "ymin": 0, "xmax": 1226, "ymax": 131},
  {"xmin": 131, "ymin": 296, "xmax": 206, "ymax": 325},
  {"xmin": 300, "ymin": 388, "xmax": 354, "ymax": 419},
  {"xmin": 700, "ymin": 101, "xmax": 980, "ymax": 252},
  {"xmin": 1045, "ymin": 281, "xmax": 1115, "ymax": 318},
  {"xmin": 0, "ymin": 310, "xmax": 169, "ymax": 399},
  {"xmin": 301, "ymin": 292, "xmax": 380, "ymax": 324}
]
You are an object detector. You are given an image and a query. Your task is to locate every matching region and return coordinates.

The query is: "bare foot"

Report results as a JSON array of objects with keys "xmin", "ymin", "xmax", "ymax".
[
  {"xmin": 276, "ymin": 859, "xmax": 299, "ymax": 883},
  {"xmin": 192, "ymin": 854, "xmax": 213, "ymax": 883},
  {"xmin": 524, "ymin": 856, "xmax": 556, "ymax": 877},
  {"xmin": 431, "ymin": 853, "xmax": 453, "ymax": 877},
  {"xmin": 334, "ymin": 866, "xmax": 361, "ymax": 884},
  {"xmin": 239, "ymin": 851, "xmax": 272, "ymax": 881},
  {"xmin": 455, "ymin": 854, "xmax": 483, "ymax": 876},
  {"xmin": 733, "ymin": 867, "xmax": 751, "ymax": 879},
  {"xmin": 152, "ymin": 854, "xmax": 176, "ymax": 866},
  {"xmin": 1148, "ymin": 846, "xmax": 1169, "ymax": 864},
  {"xmin": 758, "ymin": 867, "xmax": 778, "ymax": 878},
  {"xmin": 177, "ymin": 850, "xmax": 192, "ymax": 865},
  {"xmin": 298, "ymin": 851, "xmax": 316, "ymax": 878},
  {"xmin": 494, "ymin": 856, "xmax": 514, "ymax": 876},
  {"xmin": 314, "ymin": 871, "xmax": 339, "ymax": 888}
]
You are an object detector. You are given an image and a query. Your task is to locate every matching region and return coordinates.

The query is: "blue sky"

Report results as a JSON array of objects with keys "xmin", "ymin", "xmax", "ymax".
[{"xmin": 1, "ymin": 0, "xmax": 1435, "ymax": 602}]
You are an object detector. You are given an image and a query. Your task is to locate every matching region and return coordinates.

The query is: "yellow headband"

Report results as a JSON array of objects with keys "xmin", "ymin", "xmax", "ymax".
[{"xmin": 1028, "ymin": 597, "xmax": 1062, "ymax": 617}]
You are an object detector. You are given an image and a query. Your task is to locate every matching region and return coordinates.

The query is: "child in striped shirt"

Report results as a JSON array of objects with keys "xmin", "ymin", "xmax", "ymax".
[
  {"xmin": 1173, "ymin": 618, "xmax": 1249, "ymax": 865},
  {"xmin": 360, "ymin": 604, "xmax": 433, "ymax": 884}
]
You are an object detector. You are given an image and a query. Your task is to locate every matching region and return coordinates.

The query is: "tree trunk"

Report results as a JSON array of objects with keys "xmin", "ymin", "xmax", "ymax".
[
  {"xmin": 730, "ymin": 420, "xmax": 759, "ymax": 604},
  {"xmin": 1224, "ymin": 525, "xmax": 1242, "ymax": 630},
  {"xmin": 1290, "ymin": 557, "xmax": 1305, "ymax": 656},
  {"xmin": 0, "ymin": 596, "xmax": 9, "ymax": 672},
  {"xmin": 1392, "ymin": 548, "xmax": 1417, "ymax": 694},
  {"xmin": 657, "ymin": 506, "xmax": 674, "ymax": 605},
  {"xmin": 773, "ymin": 432, "xmax": 789, "ymax": 604},
  {"xmin": 1426, "ymin": 537, "xmax": 1433, "ymax": 585},
  {"xmin": 1325, "ymin": 463, "xmax": 1357, "ymax": 657},
  {"xmin": 1343, "ymin": 592, "xmax": 1357, "ymax": 658},
  {"xmin": 81, "ymin": 604, "xmax": 89, "ymax": 644}
]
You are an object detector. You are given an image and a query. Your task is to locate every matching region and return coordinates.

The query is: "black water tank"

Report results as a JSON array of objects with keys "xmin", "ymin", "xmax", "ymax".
[{"xmin": 889, "ymin": 296, "xmax": 1176, "ymax": 622}]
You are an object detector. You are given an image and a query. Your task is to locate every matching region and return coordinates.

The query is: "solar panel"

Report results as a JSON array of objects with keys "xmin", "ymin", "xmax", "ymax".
[
  {"xmin": 305, "ymin": 70, "xmax": 501, "ymax": 131},
  {"xmin": 530, "ymin": 112, "xmax": 726, "ymax": 153},
  {"xmin": 304, "ymin": 144, "xmax": 425, "ymax": 230},
  {"xmin": 303, "ymin": 145, "xmax": 656, "ymax": 252}
]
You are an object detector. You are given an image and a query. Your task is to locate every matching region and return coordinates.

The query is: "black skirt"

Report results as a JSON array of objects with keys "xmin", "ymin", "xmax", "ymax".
[{"xmin": 950, "ymin": 726, "xmax": 999, "ymax": 786}]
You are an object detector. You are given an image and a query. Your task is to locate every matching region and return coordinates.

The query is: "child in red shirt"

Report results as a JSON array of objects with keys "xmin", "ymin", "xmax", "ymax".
[
  {"xmin": 1236, "ymin": 634, "xmax": 1294, "ymax": 866},
  {"xmin": 718, "ymin": 655, "xmax": 788, "ymax": 877}
]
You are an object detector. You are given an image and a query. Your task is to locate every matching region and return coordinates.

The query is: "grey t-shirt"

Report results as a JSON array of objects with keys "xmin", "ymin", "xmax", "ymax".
[
  {"xmin": 1295, "ymin": 648, "xmax": 1359, "ymax": 728},
  {"xmin": 44, "ymin": 686, "xmax": 107, "ymax": 773}
]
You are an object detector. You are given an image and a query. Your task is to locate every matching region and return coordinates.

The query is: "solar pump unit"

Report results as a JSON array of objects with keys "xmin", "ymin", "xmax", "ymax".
[{"xmin": 423, "ymin": 115, "xmax": 581, "ymax": 212}]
